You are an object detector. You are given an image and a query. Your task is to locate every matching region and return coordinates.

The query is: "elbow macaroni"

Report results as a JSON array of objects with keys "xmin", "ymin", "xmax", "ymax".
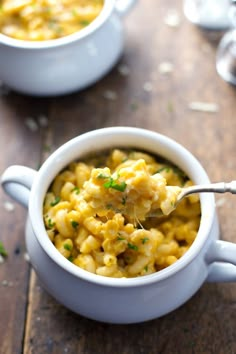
[
  {"xmin": 43, "ymin": 149, "xmax": 201, "ymax": 278},
  {"xmin": 0, "ymin": 0, "xmax": 104, "ymax": 41}
]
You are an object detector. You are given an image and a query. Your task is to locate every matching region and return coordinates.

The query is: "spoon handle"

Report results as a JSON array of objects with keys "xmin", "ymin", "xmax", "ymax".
[{"xmin": 180, "ymin": 181, "xmax": 236, "ymax": 200}]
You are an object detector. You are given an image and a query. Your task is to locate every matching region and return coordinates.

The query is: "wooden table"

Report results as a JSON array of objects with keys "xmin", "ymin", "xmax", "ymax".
[{"xmin": 1, "ymin": 1, "xmax": 236, "ymax": 353}]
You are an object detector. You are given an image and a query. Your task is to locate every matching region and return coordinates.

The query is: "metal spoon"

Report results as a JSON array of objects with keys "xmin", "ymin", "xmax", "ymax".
[{"xmin": 149, "ymin": 181, "xmax": 236, "ymax": 217}]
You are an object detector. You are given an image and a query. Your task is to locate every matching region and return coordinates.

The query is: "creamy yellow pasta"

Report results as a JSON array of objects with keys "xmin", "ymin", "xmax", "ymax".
[
  {"xmin": 0, "ymin": 0, "xmax": 104, "ymax": 41},
  {"xmin": 43, "ymin": 149, "xmax": 201, "ymax": 278}
]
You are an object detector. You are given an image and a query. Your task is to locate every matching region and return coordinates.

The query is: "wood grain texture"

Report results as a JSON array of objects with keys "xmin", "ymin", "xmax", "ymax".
[
  {"xmin": 0, "ymin": 93, "xmax": 49, "ymax": 354},
  {"xmin": 0, "ymin": 0, "xmax": 236, "ymax": 353}
]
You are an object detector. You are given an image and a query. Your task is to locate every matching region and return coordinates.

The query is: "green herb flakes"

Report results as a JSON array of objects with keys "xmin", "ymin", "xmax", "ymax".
[
  {"xmin": 72, "ymin": 186, "xmax": 80, "ymax": 194},
  {"xmin": 156, "ymin": 166, "xmax": 170, "ymax": 174},
  {"xmin": 71, "ymin": 220, "xmax": 79, "ymax": 229},
  {"xmin": 97, "ymin": 173, "xmax": 109, "ymax": 179},
  {"xmin": 106, "ymin": 204, "xmax": 113, "ymax": 210},
  {"xmin": 48, "ymin": 218, "xmax": 55, "ymax": 229},
  {"xmin": 167, "ymin": 101, "xmax": 174, "ymax": 113},
  {"xmin": 103, "ymin": 177, "xmax": 127, "ymax": 192},
  {"xmin": 80, "ymin": 20, "xmax": 90, "ymax": 26},
  {"xmin": 122, "ymin": 196, "xmax": 127, "ymax": 205},
  {"xmin": 128, "ymin": 243, "xmax": 138, "ymax": 251},
  {"xmin": 50, "ymin": 196, "xmax": 61, "ymax": 206},
  {"xmin": 71, "ymin": 8, "xmax": 77, "ymax": 16},
  {"xmin": 130, "ymin": 102, "xmax": 138, "ymax": 111},
  {"xmin": 0, "ymin": 242, "xmax": 7, "ymax": 257},
  {"xmin": 64, "ymin": 243, "xmax": 72, "ymax": 251},
  {"xmin": 156, "ymin": 165, "xmax": 186, "ymax": 179},
  {"xmin": 43, "ymin": 144, "xmax": 51, "ymax": 152}
]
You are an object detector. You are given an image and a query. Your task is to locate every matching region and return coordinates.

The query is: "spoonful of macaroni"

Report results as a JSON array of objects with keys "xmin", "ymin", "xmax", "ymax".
[
  {"xmin": 82, "ymin": 158, "xmax": 236, "ymax": 219},
  {"xmin": 147, "ymin": 181, "xmax": 236, "ymax": 217}
]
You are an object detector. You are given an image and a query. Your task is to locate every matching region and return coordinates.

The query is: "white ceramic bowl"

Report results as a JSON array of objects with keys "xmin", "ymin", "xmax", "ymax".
[
  {"xmin": 2, "ymin": 127, "xmax": 236, "ymax": 324},
  {"xmin": 0, "ymin": 0, "xmax": 137, "ymax": 96}
]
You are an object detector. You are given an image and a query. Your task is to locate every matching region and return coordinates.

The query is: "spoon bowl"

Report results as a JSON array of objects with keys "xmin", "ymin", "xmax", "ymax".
[{"xmin": 148, "ymin": 181, "xmax": 236, "ymax": 217}]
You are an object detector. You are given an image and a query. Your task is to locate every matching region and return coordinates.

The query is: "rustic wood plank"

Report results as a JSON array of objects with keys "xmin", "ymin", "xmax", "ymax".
[
  {"xmin": 0, "ymin": 92, "xmax": 49, "ymax": 354},
  {"xmin": 23, "ymin": 279, "xmax": 236, "ymax": 354}
]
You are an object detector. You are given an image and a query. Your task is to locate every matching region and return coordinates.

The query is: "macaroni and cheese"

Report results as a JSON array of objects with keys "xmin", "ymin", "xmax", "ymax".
[
  {"xmin": 0, "ymin": 0, "xmax": 104, "ymax": 41},
  {"xmin": 43, "ymin": 149, "xmax": 201, "ymax": 278}
]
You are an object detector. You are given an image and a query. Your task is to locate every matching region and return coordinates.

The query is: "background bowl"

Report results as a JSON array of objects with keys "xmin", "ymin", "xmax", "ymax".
[{"xmin": 0, "ymin": 0, "xmax": 137, "ymax": 96}]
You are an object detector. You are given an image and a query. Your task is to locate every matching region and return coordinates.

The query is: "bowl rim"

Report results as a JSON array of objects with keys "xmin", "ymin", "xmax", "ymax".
[
  {"xmin": 0, "ymin": 0, "xmax": 114, "ymax": 49},
  {"xmin": 29, "ymin": 126, "xmax": 216, "ymax": 288}
]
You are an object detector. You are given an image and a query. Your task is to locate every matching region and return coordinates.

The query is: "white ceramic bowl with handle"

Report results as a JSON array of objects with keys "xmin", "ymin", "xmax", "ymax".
[
  {"xmin": 0, "ymin": 0, "xmax": 137, "ymax": 96},
  {"xmin": 2, "ymin": 127, "xmax": 236, "ymax": 324}
]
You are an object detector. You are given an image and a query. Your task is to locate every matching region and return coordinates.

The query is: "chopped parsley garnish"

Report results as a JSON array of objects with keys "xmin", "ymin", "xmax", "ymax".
[
  {"xmin": 71, "ymin": 8, "xmax": 77, "ymax": 16},
  {"xmin": 72, "ymin": 186, "xmax": 80, "ymax": 194},
  {"xmin": 48, "ymin": 218, "xmax": 55, "ymax": 228},
  {"xmin": 144, "ymin": 265, "xmax": 148, "ymax": 272},
  {"xmin": 97, "ymin": 172, "xmax": 127, "ymax": 192},
  {"xmin": 43, "ymin": 144, "xmax": 51, "ymax": 152},
  {"xmin": 117, "ymin": 236, "xmax": 125, "ymax": 241},
  {"xmin": 64, "ymin": 243, "xmax": 72, "ymax": 251},
  {"xmin": 122, "ymin": 196, "xmax": 127, "ymax": 205},
  {"xmin": 106, "ymin": 204, "xmax": 113, "ymax": 210},
  {"xmin": 80, "ymin": 20, "xmax": 90, "ymax": 26},
  {"xmin": 71, "ymin": 220, "xmax": 79, "ymax": 229},
  {"xmin": 172, "ymin": 166, "xmax": 187, "ymax": 178},
  {"xmin": 97, "ymin": 173, "xmax": 109, "ymax": 179},
  {"xmin": 68, "ymin": 256, "xmax": 74, "ymax": 262},
  {"xmin": 50, "ymin": 196, "xmax": 61, "ymax": 206},
  {"xmin": 44, "ymin": 6, "xmax": 51, "ymax": 14},
  {"xmin": 0, "ymin": 242, "xmax": 8, "ymax": 257},
  {"xmin": 128, "ymin": 243, "xmax": 138, "ymax": 251},
  {"xmin": 141, "ymin": 237, "xmax": 149, "ymax": 244},
  {"xmin": 156, "ymin": 165, "xmax": 187, "ymax": 179},
  {"xmin": 167, "ymin": 101, "xmax": 174, "ymax": 113},
  {"xmin": 103, "ymin": 177, "xmax": 127, "ymax": 192},
  {"xmin": 130, "ymin": 102, "xmax": 138, "ymax": 111},
  {"xmin": 124, "ymin": 256, "xmax": 131, "ymax": 262},
  {"xmin": 156, "ymin": 166, "xmax": 170, "ymax": 173}
]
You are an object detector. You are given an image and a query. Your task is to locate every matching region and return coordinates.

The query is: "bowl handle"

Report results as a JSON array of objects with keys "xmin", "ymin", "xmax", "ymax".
[
  {"xmin": 206, "ymin": 240, "xmax": 236, "ymax": 282},
  {"xmin": 1, "ymin": 165, "xmax": 37, "ymax": 208},
  {"xmin": 115, "ymin": 0, "xmax": 138, "ymax": 17}
]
